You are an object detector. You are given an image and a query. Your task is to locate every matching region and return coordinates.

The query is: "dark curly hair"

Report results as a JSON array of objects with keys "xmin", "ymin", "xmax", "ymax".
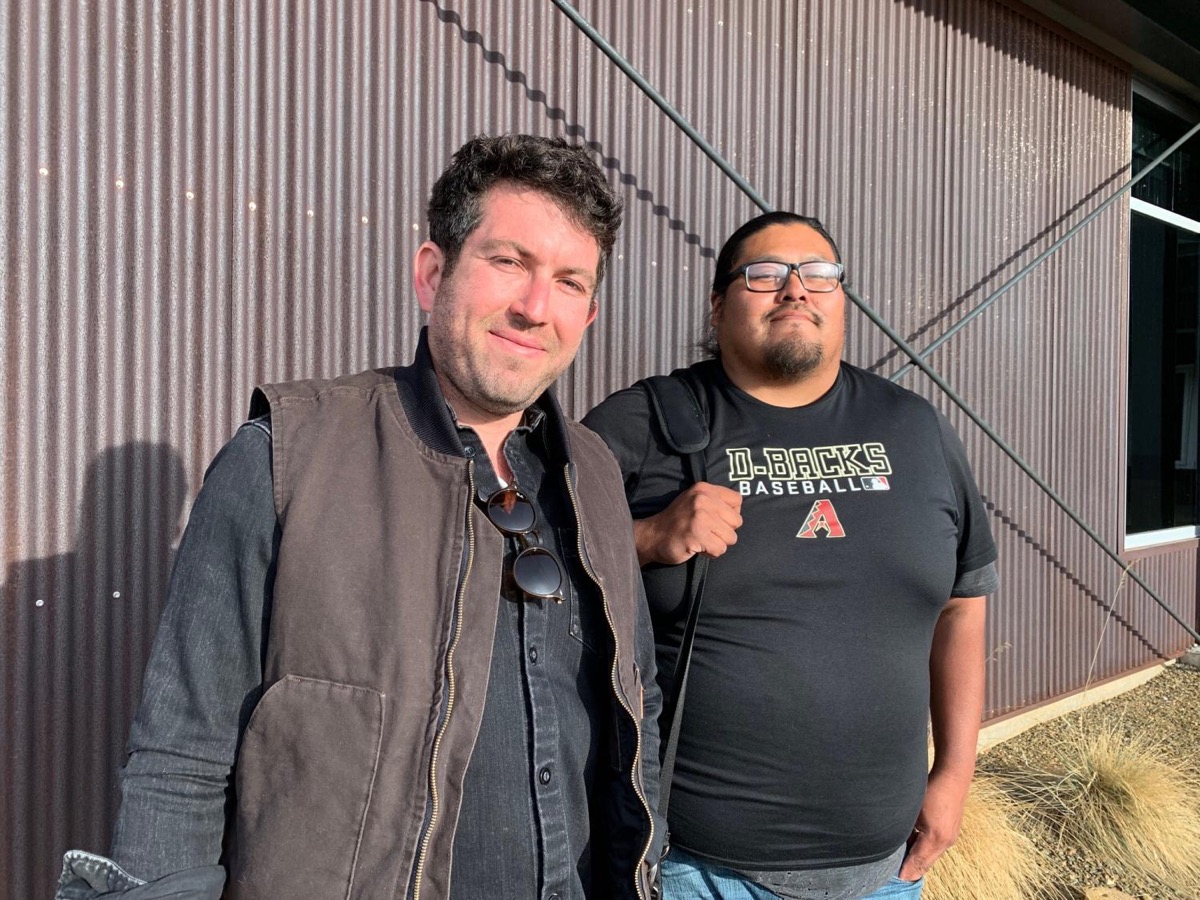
[{"xmin": 426, "ymin": 133, "xmax": 623, "ymax": 289}]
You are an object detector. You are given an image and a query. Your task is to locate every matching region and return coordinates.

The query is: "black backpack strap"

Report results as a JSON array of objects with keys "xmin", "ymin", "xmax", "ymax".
[
  {"xmin": 641, "ymin": 370, "xmax": 711, "ymax": 822},
  {"xmin": 643, "ymin": 373, "xmax": 709, "ymax": 454}
]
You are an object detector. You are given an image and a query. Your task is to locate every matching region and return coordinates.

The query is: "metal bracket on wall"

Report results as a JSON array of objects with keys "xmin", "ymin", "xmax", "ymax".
[{"xmin": 550, "ymin": 0, "xmax": 1200, "ymax": 645}]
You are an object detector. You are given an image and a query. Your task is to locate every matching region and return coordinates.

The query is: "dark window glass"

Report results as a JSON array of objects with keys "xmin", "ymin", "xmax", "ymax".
[
  {"xmin": 1127, "ymin": 213, "xmax": 1200, "ymax": 533},
  {"xmin": 1132, "ymin": 95, "xmax": 1200, "ymax": 221}
]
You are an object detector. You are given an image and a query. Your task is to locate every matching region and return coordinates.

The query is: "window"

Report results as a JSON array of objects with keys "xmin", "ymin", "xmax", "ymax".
[{"xmin": 1126, "ymin": 94, "xmax": 1200, "ymax": 547}]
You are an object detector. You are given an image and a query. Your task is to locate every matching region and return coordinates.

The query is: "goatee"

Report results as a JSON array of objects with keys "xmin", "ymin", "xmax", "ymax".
[{"xmin": 762, "ymin": 339, "xmax": 823, "ymax": 380}]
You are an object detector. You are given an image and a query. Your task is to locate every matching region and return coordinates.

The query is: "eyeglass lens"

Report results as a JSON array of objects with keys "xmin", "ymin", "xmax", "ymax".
[
  {"xmin": 512, "ymin": 545, "xmax": 563, "ymax": 598},
  {"xmin": 744, "ymin": 261, "xmax": 841, "ymax": 292},
  {"xmin": 486, "ymin": 488, "xmax": 537, "ymax": 533}
]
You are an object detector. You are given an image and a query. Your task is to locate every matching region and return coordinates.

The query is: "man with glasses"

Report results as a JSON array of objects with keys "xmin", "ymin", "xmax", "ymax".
[
  {"xmin": 584, "ymin": 211, "xmax": 997, "ymax": 899},
  {"xmin": 58, "ymin": 134, "xmax": 664, "ymax": 900}
]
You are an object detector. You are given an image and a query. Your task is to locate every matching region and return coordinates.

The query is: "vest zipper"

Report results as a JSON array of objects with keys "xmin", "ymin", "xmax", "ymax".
[
  {"xmin": 412, "ymin": 461, "xmax": 475, "ymax": 900},
  {"xmin": 563, "ymin": 464, "xmax": 654, "ymax": 900}
]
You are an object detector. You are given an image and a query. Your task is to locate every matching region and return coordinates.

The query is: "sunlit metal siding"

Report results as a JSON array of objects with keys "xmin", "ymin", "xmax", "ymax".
[
  {"xmin": 4, "ymin": 1, "xmax": 1199, "ymax": 897},
  {"xmin": 921, "ymin": 1, "xmax": 1194, "ymax": 716}
]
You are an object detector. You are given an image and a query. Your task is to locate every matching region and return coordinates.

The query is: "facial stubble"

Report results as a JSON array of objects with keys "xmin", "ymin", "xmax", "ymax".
[{"xmin": 427, "ymin": 287, "xmax": 568, "ymax": 418}]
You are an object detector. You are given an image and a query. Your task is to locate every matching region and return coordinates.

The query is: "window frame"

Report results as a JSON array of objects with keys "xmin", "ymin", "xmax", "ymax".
[{"xmin": 1124, "ymin": 95, "xmax": 1200, "ymax": 548}]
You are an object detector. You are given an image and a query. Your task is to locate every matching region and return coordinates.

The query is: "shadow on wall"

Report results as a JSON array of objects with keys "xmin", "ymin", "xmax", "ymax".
[
  {"xmin": 898, "ymin": 0, "xmax": 1132, "ymax": 105},
  {"xmin": 866, "ymin": 163, "xmax": 1128, "ymax": 376},
  {"xmin": 1, "ymin": 443, "xmax": 189, "ymax": 900},
  {"xmin": 981, "ymin": 492, "xmax": 1169, "ymax": 661},
  {"xmin": 420, "ymin": 0, "xmax": 719, "ymax": 260}
]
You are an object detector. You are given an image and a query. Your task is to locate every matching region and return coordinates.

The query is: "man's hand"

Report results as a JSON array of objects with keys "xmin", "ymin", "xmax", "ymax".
[
  {"xmin": 899, "ymin": 594, "xmax": 986, "ymax": 882},
  {"xmin": 898, "ymin": 767, "xmax": 971, "ymax": 881},
  {"xmin": 632, "ymin": 482, "xmax": 743, "ymax": 566}
]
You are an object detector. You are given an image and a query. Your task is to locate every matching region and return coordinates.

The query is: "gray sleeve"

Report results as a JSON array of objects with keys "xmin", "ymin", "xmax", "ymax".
[
  {"xmin": 104, "ymin": 420, "xmax": 279, "ymax": 884},
  {"xmin": 56, "ymin": 850, "xmax": 225, "ymax": 900},
  {"xmin": 632, "ymin": 577, "xmax": 668, "ymax": 864},
  {"xmin": 951, "ymin": 560, "xmax": 999, "ymax": 598}
]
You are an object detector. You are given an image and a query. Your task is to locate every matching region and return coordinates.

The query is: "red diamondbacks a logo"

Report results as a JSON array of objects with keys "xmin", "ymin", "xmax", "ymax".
[{"xmin": 796, "ymin": 498, "xmax": 846, "ymax": 538}]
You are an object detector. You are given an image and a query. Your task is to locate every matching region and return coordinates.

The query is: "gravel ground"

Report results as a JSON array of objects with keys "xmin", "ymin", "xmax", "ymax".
[{"xmin": 978, "ymin": 660, "xmax": 1200, "ymax": 900}]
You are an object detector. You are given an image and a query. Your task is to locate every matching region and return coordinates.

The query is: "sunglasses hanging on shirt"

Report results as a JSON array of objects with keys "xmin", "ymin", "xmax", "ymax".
[{"xmin": 484, "ymin": 485, "xmax": 565, "ymax": 603}]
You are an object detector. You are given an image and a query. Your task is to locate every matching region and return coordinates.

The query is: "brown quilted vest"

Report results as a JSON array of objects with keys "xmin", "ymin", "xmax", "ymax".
[{"xmin": 226, "ymin": 350, "xmax": 655, "ymax": 899}]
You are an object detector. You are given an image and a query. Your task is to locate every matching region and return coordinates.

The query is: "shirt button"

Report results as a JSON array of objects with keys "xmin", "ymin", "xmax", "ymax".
[
  {"xmin": 539, "ymin": 766, "xmax": 552, "ymax": 785},
  {"xmin": 462, "ymin": 445, "xmax": 475, "ymax": 457},
  {"xmin": 528, "ymin": 645, "xmax": 539, "ymax": 664}
]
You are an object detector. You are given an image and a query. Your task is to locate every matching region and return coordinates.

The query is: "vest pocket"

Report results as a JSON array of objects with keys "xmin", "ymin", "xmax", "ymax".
[{"xmin": 232, "ymin": 674, "xmax": 385, "ymax": 899}]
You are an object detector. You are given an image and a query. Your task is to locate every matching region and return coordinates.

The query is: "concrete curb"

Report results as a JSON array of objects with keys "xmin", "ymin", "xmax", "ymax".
[{"xmin": 977, "ymin": 661, "xmax": 1174, "ymax": 753}]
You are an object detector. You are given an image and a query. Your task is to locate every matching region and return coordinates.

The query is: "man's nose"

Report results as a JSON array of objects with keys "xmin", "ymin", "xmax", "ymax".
[
  {"xmin": 778, "ymin": 267, "xmax": 809, "ymax": 302},
  {"xmin": 513, "ymin": 275, "xmax": 552, "ymax": 322}
]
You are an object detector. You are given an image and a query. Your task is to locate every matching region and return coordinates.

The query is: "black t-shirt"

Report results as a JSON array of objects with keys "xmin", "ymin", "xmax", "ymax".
[{"xmin": 583, "ymin": 360, "xmax": 998, "ymax": 870}]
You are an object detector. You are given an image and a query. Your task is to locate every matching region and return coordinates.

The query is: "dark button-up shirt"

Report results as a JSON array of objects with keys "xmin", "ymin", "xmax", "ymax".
[{"xmin": 452, "ymin": 409, "xmax": 610, "ymax": 900}]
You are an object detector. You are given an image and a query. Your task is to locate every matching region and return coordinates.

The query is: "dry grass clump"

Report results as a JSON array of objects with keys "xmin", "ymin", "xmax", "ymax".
[
  {"xmin": 1034, "ymin": 725, "xmax": 1200, "ymax": 896},
  {"xmin": 924, "ymin": 773, "xmax": 1051, "ymax": 900}
]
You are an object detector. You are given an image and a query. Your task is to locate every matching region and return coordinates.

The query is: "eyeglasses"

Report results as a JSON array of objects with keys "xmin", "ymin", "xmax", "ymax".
[
  {"xmin": 485, "ymin": 486, "xmax": 565, "ymax": 602},
  {"xmin": 719, "ymin": 260, "xmax": 845, "ymax": 293}
]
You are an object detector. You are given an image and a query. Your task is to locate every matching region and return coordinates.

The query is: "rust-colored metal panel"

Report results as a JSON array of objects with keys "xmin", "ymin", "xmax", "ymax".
[{"xmin": 3, "ymin": 1, "xmax": 1198, "ymax": 896}]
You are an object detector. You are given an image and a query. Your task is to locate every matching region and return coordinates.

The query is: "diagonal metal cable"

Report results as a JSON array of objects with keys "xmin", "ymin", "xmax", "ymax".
[
  {"xmin": 848, "ymin": 285, "xmax": 1198, "ymax": 642},
  {"xmin": 548, "ymin": 0, "xmax": 772, "ymax": 213},
  {"xmin": 890, "ymin": 120, "xmax": 1200, "ymax": 382},
  {"xmin": 551, "ymin": 0, "xmax": 1200, "ymax": 644}
]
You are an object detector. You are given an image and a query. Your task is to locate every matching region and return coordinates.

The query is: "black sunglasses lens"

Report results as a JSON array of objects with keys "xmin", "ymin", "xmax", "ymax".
[
  {"xmin": 487, "ymin": 489, "xmax": 537, "ymax": 533},
  {"xmin": 513, "ymin": 547, "xmax": 563, "ymax": 598}
]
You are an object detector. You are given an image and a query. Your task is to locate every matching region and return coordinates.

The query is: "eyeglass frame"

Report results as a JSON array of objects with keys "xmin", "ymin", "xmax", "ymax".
[
  {"xmin": 484, "ymin": 485, "xmax": 566, "ymax": 603},
  {"xmin": 715, "ymin": 259, "xmax": 846, "ymax": 293}
]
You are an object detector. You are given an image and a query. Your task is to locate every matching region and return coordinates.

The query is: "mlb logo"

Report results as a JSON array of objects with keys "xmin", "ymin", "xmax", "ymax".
[{"xmin": 862, "ymin": 476, "xmax": 890, "ymax": 491}]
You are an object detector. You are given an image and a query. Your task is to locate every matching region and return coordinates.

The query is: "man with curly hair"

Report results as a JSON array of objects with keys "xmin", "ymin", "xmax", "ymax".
[{"xmin": 59, "ymin": 134, "xmax": 664, "ymax": 900}]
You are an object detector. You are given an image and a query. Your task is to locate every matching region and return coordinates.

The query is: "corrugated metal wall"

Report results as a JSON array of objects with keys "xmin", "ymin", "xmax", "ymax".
[{"xmin": 2, "ymin": 0, "xmax": 1195, "ymax": 896}]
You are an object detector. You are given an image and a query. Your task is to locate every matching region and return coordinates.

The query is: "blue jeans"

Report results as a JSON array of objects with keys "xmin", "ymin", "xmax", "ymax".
[{"xmin": 661, "ymin": 847, "xmax": 924, "ymax": 900}]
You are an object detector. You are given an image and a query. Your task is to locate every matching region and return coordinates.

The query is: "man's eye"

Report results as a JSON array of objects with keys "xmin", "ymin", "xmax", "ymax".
[
  {"xmin": 800, "ymin": 264, "xmax": 837, "ymax": 277},
  {"xmin": 560, "ymin": 279, "xmax": 586, "ymax": 294},
  {"xmin": 492, "ymin": 256, "xmax": 521, "ymax": 268}
]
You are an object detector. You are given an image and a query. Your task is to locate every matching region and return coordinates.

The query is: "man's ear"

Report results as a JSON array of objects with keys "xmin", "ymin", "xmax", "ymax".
[
  {"xmin": 709, "ymin": 291, "xmax": 723, "ymax": 329},
  {"xmin": 414, "ymin": 241, "xmax": 446, "ymax": 313}
]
